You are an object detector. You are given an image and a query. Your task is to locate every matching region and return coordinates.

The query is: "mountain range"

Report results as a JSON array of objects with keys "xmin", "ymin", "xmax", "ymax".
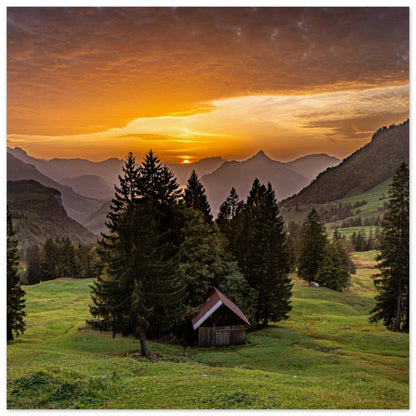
[
  {"xmin": 7, "ymin": 145, "xmax": 344, "ymax": 238},
  {"xmin": 7, "ymin": 180, "xmax": 96, "ymax": 250},
  {"xmin": 7, "ymin": 153, "xmax": 104, "ymax": 224},
  {"xmin": 282, "ymin": 119, "xmax": 409, "ymax": 207},
  {"xmin": 7, "ymin": 147, "xmax": 341, "ymax": 226}
]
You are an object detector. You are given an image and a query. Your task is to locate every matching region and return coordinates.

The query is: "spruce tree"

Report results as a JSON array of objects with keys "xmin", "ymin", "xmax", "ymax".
[
  {"xmin": 90, "ymin": 151, "xmax": 184, "ymax": 355},
  {"xmin": 298, "ymin": 209, "xmax": 328, "ymax": 283},
  {"xmin": 7, "ymin": 210, "xmax": 26, "ymax": 341},
  {"xmin": 370, "ymin": 162, "xmax": 409, "ymax": 331},
  {"xmin": 233, "ymin": 180, "xmax": 292, "ymax": 327},
  {"xmin": 26, "ymin": 245, "xmax": 41, "ymax": 285},
  {"xmin": 315, "ymin": 241, "xmax": 350, "ymax": 292},
  {"xmin": 216, "ymin": 187, "xmax": 243, "ymax": 249},
  {"xmin": 90, "ymin": 152, "xmax": 153, "ymax": 355},
  {"xmin": 184, "ymin": 170, "xmax": 212, "ymax": 222}
]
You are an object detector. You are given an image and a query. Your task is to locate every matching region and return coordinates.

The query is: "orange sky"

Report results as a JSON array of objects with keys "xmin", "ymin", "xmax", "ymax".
[{"xmin": 7, "ymin": 7, "xmax": 409, "ymax": 163}]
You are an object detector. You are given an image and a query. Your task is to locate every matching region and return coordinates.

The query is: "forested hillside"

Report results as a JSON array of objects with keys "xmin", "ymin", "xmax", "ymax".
[
  {"xmin": 7, "ymin": 180, "xmax": 97, "ymax": 251},
  {"xmin": 282, "ymin": 120, "xmax": 409, "ymax": 206}
]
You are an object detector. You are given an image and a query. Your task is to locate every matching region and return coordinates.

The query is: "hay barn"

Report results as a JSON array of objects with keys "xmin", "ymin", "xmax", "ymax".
[{"xmin": 191, "ymin": 288, "xmax": 250, "ymax": 347}]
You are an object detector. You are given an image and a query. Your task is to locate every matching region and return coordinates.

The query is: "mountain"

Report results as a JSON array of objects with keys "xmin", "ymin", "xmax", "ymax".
[
  {"xmin": 7, "ymin": 180, "xmax": 97, "ymax": 251},
  {"xmin": 7, "ymin": 146, "xmax": 225, "ymax": 187},
  {"xmin": 60, "ymin": 175, "xmax": 114, "ymax": 200},
  {"xmin": 165, "ymin": 156, "xmax": 226, "ymax": 184},
  {"xmin": 83, "ymin": 200, "xmax": 112, "ymax": 235},
  {"xmin": 47, "ymin": 157, "xmax": 123, "ymax": 183},
  {"xmin": 287, "ymin": 154, "xmax": 341, "ymax": 181},
  {"xmin": 7, "ymin": 153, "xmax": 103, "ymax": 225},
  {"xmin": 282, "ymin": 120, "xmax": 409, "ymax": 207},
  {"xmin": 7, "ymin": 147, "xmax": 123, "ymax": 184},
  {"xmin": 201, "ymin": 150, "xmax": 310, "ymax": 215}
]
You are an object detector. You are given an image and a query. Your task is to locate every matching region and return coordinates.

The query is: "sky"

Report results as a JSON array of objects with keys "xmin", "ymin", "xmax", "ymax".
[{"xmin": 7, "ymin": 6, "xmax": 409, "ymax": 163}]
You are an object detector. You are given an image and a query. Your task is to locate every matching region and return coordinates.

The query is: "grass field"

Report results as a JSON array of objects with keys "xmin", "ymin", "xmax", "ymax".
[
  {"xmin": 7, "ymin": 251, "xmax": 409, "ymax": 409},
  {"xmin": 281, "ymin": 178, "xmax": 392, "ymax": 229}
]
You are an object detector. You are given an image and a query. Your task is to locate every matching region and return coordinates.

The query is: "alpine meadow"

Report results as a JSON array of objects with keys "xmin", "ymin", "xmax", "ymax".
[{"xmin": 6, "ymin": 6, "xmax": 409, "ymax": 411}]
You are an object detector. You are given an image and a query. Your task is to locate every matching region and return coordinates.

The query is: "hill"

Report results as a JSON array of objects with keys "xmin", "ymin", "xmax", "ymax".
[
  {"xmin": 7, "ymin": 147, "xmax": 123, "ymax": 184},
  {"xmin": 201, "ymin": 150, "xmax": 310, "ymax": 215},
  {"xmin": 287, "ymin": 154, "xmax": 341, "ymax": 181},
  {"xmin": 7, "ymin": 252, "xmax": 408, "ymax": 408},
  {"xmin": 7, "ymin": 180, "xmax": 97, "ymax": 250},
  {"xmin": 83, "ymin": 200, "xmax": 112, "ymax": 235},
  {"xmin": 7, "ymin": 153, "xmax": 103, "ymax": 225},
  {"xmin": 60, "ymin": 175, "xmax": 114, "ymax": 200},
  {"xmin": 282, "ymin": 120, "xmax": 409, "ymax": 206}
]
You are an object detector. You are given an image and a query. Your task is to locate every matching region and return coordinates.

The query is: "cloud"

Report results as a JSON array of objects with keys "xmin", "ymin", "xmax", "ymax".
[
  {"xmin": 7, "ymin": 7, "xmax": 409, "ymax": 136},
  {"xmin": 7, "ymin": 84, "xmax": 409, "ymax": 163}
]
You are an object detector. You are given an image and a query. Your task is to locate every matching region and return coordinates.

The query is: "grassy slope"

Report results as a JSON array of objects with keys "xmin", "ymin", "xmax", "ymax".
[
  {"xmin": 7, "ymin": 253, "xmax": 408, "ymax": 409},
  {"xmin": 281, "ymin": 178, "xmax": 391, "ymax": 230}
]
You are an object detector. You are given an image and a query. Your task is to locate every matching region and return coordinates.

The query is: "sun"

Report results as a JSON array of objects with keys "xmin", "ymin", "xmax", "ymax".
[{"xmin": 183, "ymin": 159, "xmax": 190, "ymax": 164}]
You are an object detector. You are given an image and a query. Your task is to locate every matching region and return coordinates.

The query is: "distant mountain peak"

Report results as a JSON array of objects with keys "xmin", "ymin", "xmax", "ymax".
[{"xmin": 249, "ymin": 150, "xmax": 271, "ymax": 161}]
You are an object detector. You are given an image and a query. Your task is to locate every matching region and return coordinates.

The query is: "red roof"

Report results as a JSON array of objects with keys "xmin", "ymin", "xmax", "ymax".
[{"xmin": 191, "ymin": 287, "xmax": 250, "ymax": 329}]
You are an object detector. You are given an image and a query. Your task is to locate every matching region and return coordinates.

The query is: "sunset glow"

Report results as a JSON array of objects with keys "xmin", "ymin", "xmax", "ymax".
[{"xmin": 7, "ymin": 7, "xmax": 409, "ymax": 163}]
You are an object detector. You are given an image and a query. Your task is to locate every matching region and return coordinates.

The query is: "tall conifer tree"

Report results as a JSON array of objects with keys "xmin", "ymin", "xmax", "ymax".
[
  {"xmin": 7, "ymin": 210, "xmax": 26, "ymax": 341},
  {"xmin": 233, "ymin": 179, "xmax": 292, "ymax": 327},
  {"xmin": 298, "ymin": 209, "xmax": 328, "ymax": 283},
  {"xmin": 370, "ymin": 162, "xmax": 409, "ymax": 331},
  {"xmin": 184, "ymin": 170, "xmax": 212, "ymax": 222}
]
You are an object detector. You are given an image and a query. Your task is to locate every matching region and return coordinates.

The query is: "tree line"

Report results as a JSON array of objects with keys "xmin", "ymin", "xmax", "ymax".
[
  {"xmin": 24, "ymin": 238, "xmax": 103, "ymax": 285},
  {"xmin": 7, "ymin": 152, "xmax": 408, "ymax": 345},
  {"xmin": 89, "ymin": 151, "xmax": 292, "ymax": 356}
]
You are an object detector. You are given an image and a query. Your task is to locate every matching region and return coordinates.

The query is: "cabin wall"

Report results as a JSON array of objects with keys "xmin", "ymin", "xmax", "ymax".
[{"xmin": 198, "ymin": 325, "xmax": 246, "ymax": 347}]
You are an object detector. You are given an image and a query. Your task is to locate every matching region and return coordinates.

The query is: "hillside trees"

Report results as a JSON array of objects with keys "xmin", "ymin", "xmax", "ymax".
[
  {"xmin": 7, "ymin": 210, "xmax": 26, "ymax": 341},
  {"xmin": 173, "ymin": 208, "xmax": 255, "ymax": 340},
  {"xmin": 25, "ymin": 239, "xmax": 102, "ymax": 283},
  {"xmin": 370, "ymin": 162, "xmax": 409, "ymax": 331},
  {"xmin": 184, "ymin": 170, "xmax": 213, "ymax": 222},
  {"xmin": 298, "ymin": 209, "xmax": 327, "ymax": 283},
  {"xmin": 298, "ymin": 209, "xmax": 351, "ymax": 291},
  {"xmin": 218, "ymin": 180, "xmax": 292, "ymax": 327},
  {"xmin": 90, "ymin": 151, "xmax": 184, "ymax": 356}
]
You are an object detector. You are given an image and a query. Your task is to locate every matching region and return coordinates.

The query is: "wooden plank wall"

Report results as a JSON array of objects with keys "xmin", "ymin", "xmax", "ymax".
[{"xmin": 198, "ymin": 325, "xmax": 246, "ymax": 347}]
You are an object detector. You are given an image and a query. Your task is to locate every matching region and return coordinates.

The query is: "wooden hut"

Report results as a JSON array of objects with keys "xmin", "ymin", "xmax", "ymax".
[{"xmin": 191, "ymin": 288, "xmax": 250, "ymax": 347}]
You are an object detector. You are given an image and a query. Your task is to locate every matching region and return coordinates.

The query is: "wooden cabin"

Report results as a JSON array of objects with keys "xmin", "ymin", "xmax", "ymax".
[{"xmin": 191, "ymin": 288, "xmax": 250, "ymax": 347}]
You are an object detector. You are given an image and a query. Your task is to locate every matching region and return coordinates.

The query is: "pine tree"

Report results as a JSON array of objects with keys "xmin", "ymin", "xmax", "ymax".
[
  {"xmin": 42, "ymin": 238, "xmax": 59, "ymax": 281},
  {"xmin": 184, "ymin": 170, "xmax": 212, "ymax": 222},
  {"xmin": 233, "ymin": 180, "xmax": 292, "ymax": 327},
  {"xmin": 216, "ymin": 187, "xmax": 243, "ymax": 249},
  {"xmin": 91, "ymin": 152, "xmax": 153, "ymax": 354},
  {"xmin": 298, "ymin": 209, "xmax": 328, "ymax": 283},
  {"xmin": 315, "ymin": 241, "xmax": 350, "ymax": 292},
  {"xmin": 370, "ymin": 162, "xmax": 409, "ymax": 331},
  {"xmin": 7, "ymin": 210, "xmax": 26, "ymax": 341},
  {"xmin": 26, "ymin": 245, "xmax": 41, "ymax": 285},
  {"xmin": 90, "ymin": 151, "xmax": 183, "ymax": 355}
]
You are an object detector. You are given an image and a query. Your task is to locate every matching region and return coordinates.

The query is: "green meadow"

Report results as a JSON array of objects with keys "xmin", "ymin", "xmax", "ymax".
[{"xmin": 7, "ymin": 251, "xmax": 408, "ymax": 409}]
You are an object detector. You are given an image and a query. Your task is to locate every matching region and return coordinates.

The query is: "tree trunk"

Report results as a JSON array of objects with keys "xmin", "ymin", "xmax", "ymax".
[
  {"xmin": 139, "ymin": 327, "xmax": 151, "ymax": 359},
  {"xmin": 394, "ymin": 277, "xmax": 402, "ymax": 331},
  {"xmin": 7, "ymin": 323, "xmax": 13, "ymax": 341}
]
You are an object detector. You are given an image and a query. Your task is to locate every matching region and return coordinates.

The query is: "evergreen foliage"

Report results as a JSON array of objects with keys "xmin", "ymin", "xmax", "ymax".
[
  {"xmin": 370, "ymin": 162, "xmax": 409, "ymax": 331},
  {"xmin": 184, "ymin": 170, "xmax": 213, "ymax": 222},
  {"xmin": 26, "ymin": 239, "xmax": 102, "ymax": 283},
  {"xmin": 298, "ymin": 209, "xmax": 328, "ymax": 283},
  {"xmin": 216, "ymin": 187, "xmax": 243, "ymax": 249},
  {"xmin": 26, "ymin": 244, "xmax": 42, "ymax": 285},
  {"xmin": 284, "ymin": 119, "xmax": 409, "ymax": 206},
  {"xmin": 229, "ymin": 179, "xmax": 292, "ymax": 327},
  {"xmin": 7, "ymin": 210, "xmax": 26, "ymax": 341},
  {"xmin": 315, "ymin": 242, "xmax": 351, "ymax": 292},
  {"xmin": 90, "ymin": 151, "xmax": 184, "ymax": 356}
]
